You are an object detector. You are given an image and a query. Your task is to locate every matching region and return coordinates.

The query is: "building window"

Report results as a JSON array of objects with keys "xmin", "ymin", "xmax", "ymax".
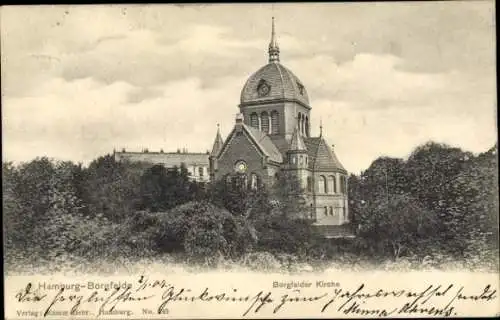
[
  {"xmin": 261, "ymin": 111, "xmax": 269, "ymax": 133},
  {"xmin": 339, "ymin": 176, "xmax": 347, "ymax": 193},
  {"xmin": 250, "ymin": 173, "xmax": 258, "ymax": 190},
  {"xmin": 307, "ymin": 176, "xmax": 312, "ymax": 192},
  {"xmin": 250, "ymin": 113, "xmax": 259, "ymax": 129},
  {"xmin": 343, "ymin": 206, "xmax": 347, "ymax": 220},
  {"xmin": 329, "ymin": 207, "xmax": 333, "ymax": 216},
  {"xmin": 242, "ymin": 175, "xmax": 248, "ymax": 190},
  {"xmin": 297, "ymin": 82, "xmax": 305, "ymax": 95},
  {"xmin": 318, "ymin": 175, "xmax": 327, "ymax": 193},
  {"xmin": 271, "ymin": 111, "xmax": 279, "ymax": 134},
  {"xmin": 199, "ymin": 167, "xmax": 204, "ymax": 177},
  {"xmin": 324, "ymin": 206, "xmax": 328, "ymax": 216},
  {"xmin": 305, "ymin": 116, "xmax": 309, "ymax": 137},
  {"xmin": 330, "ymin": 175, "xmax": 336, "ymax": 193}
]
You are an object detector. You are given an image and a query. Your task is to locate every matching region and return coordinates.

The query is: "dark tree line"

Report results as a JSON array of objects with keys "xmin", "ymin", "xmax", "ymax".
[
  {"xmin": 348, "ymin": 142, "xmax": 498, "ymax": 265},
  {"xmin": 3, "ymin": 141, "xmax": 498, "ymax": 270}
]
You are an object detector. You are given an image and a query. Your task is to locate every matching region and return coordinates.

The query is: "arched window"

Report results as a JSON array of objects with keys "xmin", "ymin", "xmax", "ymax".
[
  {"xmin": 250, "ymin": 173, "xmax": 259, "ymax": 190},
  {"xmin": 343, "ymin": 206, "xmax": 347, "ymax": 220},
  {"xmin": 340, "ymin": 176, "xmax": 346, "ymax": 193},
  {"xmin": 271, "ymin": 111, "xmax": 279, "ymax": 134},
  {"xmin": 327, "ymin": 176, "xmax": 334, "ymax": 194},
  {"xmin": 307, "ymin": 176, "xmax": 312, "ymax": 192},
  {"xmin": 297, "ymin": 112, "xmax": 302, "ymax": 130},
  {"xmin": 329, "ymin": 207, "xmax": 333, "ymax": 216},
  {"xmin": 261, "ymin": 111, "xmax": 269, "ymax": 134},
  {"xmin": 305, "ymin": 116, "xmax": 309, "ymax": 137},
  {"xmin": 242, "ymin": 175, "xmax": 248, "ymax": 190},
  {"xmin": 330, "ymin": 175, "xmax": 336, "ymax": 193},
  {"xmin": 324, "ymin": 206, "xmax": 328, "ymax": 216},
  {"xmin": 318, "ymin": 175, "xmax": 327, "ymax": 193},
  {"xmin": 250, "ymin": 113, "xmax": 259, "ymax": 129}
]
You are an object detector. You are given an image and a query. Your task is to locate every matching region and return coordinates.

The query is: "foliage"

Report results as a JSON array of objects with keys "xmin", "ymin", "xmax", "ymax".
[
  {"xmin": 241, "ymin": 251, "xmax": 282, "ymax": 271},
  {"xmin": 349, "ymin": 141, "xmax": 499, "ymax": 264},
  {"xmin": 3, "ymin": 141, "xmax": 499, "ymax": 272},
  {"xmin": 139, "ymin": 164, "xmax": 205, "ymax": 212},
  {"xmin": 83, "ymin": 155, "xmax": 143, "ymax": 221},
  {"xmin": 207, "ymin": 174, "xmax": 271, "ymax": 217}
]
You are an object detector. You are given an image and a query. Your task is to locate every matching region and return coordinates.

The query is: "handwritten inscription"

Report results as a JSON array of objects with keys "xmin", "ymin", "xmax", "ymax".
[{"xmin": 10, "ymin": 277, "xmax": 498, "ymax": 318}]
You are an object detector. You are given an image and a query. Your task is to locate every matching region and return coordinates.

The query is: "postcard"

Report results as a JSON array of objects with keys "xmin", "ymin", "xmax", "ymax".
[{"xmin": 2, "ymin": 2, "xmax": 498, "ymax": 319}]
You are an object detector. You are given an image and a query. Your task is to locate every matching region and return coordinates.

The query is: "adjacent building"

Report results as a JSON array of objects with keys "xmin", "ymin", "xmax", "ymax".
[{"xmin": 114, "ymin": 149, "xmax": 210, "ymax": 183}]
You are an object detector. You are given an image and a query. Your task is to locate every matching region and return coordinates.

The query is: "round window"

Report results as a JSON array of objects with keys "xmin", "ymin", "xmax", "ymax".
[{"xmin": 234, "ymin": 160, "xmax": 248, "ymax": 174}]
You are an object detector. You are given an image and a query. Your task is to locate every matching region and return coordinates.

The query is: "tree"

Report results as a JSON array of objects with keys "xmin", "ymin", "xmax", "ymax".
[
  {"xmin": 84, "ymin": 155, "xmax": 142, "ymax": 221},
  {"xmin": 143, "ymin": 201, "xmax": 257, "ymax": 265},
  {"xmin": 207, "ymin": 174, "xmax": 271, "ymax": 218},
  {"xmin": 139, "ymin": 163, "xmax": 205, "ymax": 212},
  {"xmin": 356, "ymin": 194, "xmax": 437, "ymax": 259}
]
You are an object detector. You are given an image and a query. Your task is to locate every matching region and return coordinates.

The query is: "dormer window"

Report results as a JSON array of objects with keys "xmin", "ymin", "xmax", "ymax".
[
  {"xmin": 257, "ymin": 79, "xmax": 271, "ymax": 97},
  {"xmin": 297, "ymin": 82, "xmax": 305, "ymax": 95}
]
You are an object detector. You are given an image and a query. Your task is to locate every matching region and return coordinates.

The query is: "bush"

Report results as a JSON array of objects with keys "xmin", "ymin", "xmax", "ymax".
[{"xmin": 241, "ymin": 251, "xmax": 281, "ymax": 271}]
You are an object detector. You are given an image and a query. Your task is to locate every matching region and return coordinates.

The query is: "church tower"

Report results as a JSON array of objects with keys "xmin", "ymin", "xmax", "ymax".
[
  {"xmin": 209, "ymin": 17, "xmax": 352, "ymax": 237},
  {"xmin": 239, "ymin": 17, "xmax": 311, "ymax": 141},
  {"xmin": 285, "ymin": 126, "xmax": 309, "ymax": 193}
]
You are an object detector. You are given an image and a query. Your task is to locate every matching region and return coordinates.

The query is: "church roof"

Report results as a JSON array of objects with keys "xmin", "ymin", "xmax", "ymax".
[
  {"xmin": 240, "ymin": 18, "xmax": 309, "ymax": 107},
  {"xmin": 240, "ymin": 62, "xmax": 310, "ymax": 107},
  {"xmin": 304, "ymin": 137, "xmax": 347, "ymax": 173},
  {"xmin": 210, "ymin": 126, "xmax": 224, "ymax": 157},
  {"xmin": 115, "ymin": 151, "xmax": 209, "ymax": 167},
  {"xmin": 244, "ymin": 124, "xmax": 284, "ymax": 163},
  {"xmin": 289, "ymin": 128, "xmax": 307, "ymax": 152}
]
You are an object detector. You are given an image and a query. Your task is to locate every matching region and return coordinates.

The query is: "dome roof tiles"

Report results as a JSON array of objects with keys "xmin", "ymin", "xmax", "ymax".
[{"xmin": 240, "ymin": 62, "xmax": 310, "ymax": 107}]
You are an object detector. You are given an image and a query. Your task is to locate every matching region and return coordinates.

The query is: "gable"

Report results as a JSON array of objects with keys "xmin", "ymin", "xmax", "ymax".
[{"xmin": 217, "ymin": 128, "xmax": 266, "ymax": 174}]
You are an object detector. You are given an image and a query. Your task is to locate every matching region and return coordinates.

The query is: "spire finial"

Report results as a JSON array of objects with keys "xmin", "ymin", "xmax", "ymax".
[
  {"xmin": 319, "ymin": 118, "xmax": 323, "ymax": 137},
  {"xmin": 268, "ymin": 16, "xmax": 280, "ymax": 63}
]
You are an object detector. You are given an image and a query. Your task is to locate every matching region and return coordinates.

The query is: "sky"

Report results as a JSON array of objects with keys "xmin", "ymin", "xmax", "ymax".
[{"xmin": 1, "ymin": 2, "xmax": 497, "ymax": 173}]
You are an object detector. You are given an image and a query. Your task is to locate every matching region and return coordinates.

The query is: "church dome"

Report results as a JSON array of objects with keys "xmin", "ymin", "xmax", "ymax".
[
  {"xmin": 239, "ymin": 17, "xmax": 310, "ymax": 108},
  {"xmin": 240, "ymin": 62, "xmax": 310, "ymax": 106}
]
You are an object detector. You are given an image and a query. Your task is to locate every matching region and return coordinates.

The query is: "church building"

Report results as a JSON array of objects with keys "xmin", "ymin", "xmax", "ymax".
[
  {"xmin": 115, "ymin": 18, "xmax": 352, "ymax": 237},
  {"xmin": 209, "ymin": 18, "xmax": 351, "ymax": 236}
]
